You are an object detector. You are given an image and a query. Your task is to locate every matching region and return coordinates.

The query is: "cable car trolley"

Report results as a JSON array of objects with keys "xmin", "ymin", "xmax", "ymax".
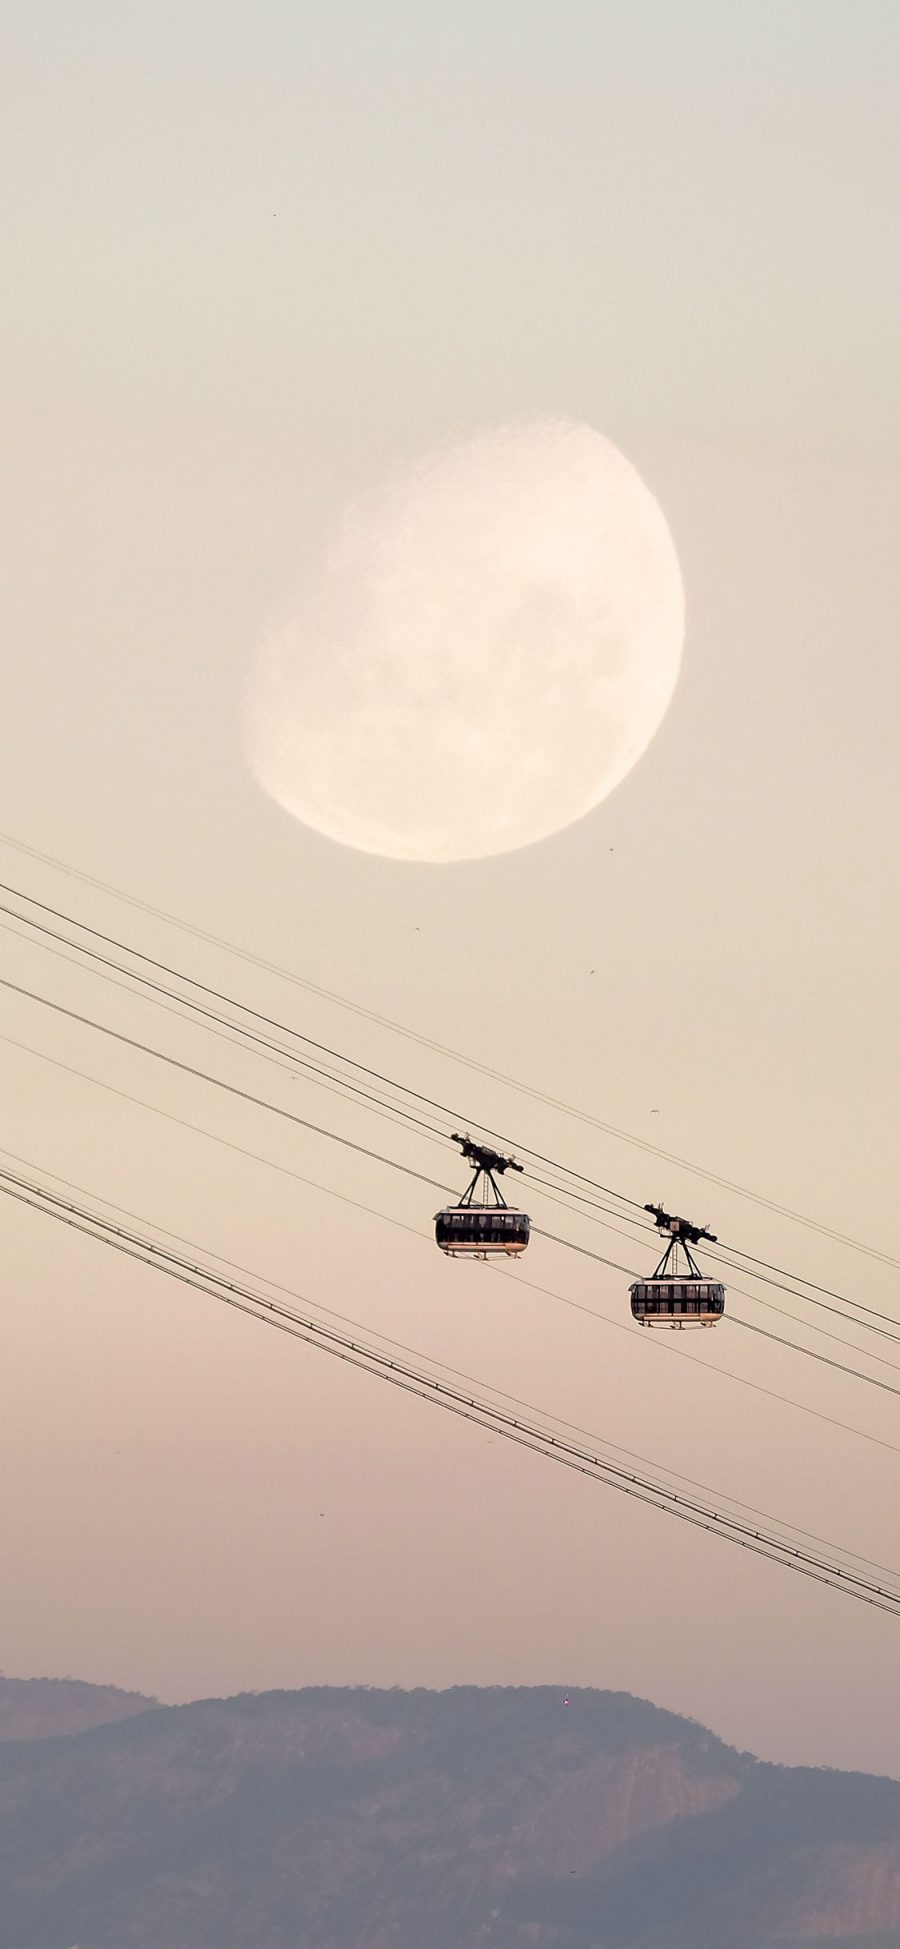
[
  {"xmin": 435, "ymin": 1134, "xmax": 531, "ymax": 1259},
  {"xmin": 630, "ymin": 1205, "xmax": 725, "ymax": 1329}
]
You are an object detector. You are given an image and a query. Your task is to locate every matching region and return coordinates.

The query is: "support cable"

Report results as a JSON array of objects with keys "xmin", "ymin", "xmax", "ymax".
[
  {"xmin": 2, "ymin": 1158, "xmax": 900, "ymax": 1620},
  {"xmin": 2, "ymin": 973, "xmax": 899, "ymax": 1402}
]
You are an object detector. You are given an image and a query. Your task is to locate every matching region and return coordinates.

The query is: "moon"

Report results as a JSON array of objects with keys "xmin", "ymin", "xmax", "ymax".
[{"xmin": 245, "ymin": 419, "xmax": 684, "ymax": 863}]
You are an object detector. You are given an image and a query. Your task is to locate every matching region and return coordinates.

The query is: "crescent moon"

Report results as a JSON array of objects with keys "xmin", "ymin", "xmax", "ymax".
[{"xmin": 245, "ymin": 419, "xmax": 685, "ymax": 863}]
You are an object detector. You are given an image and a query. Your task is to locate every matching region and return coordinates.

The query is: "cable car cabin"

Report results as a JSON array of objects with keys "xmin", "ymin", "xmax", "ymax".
[
  {"xmin": 435, "ymin": 1133, "xmax": 531, "ymax": 1260},
  {"xmin": 631, "ymin": 1204, "xmax": 726, "ymax": 1328},
  {"xmin": 630, "ymin": 1276, "xmax": 725, "ymax": 1329},
  {"xmin": 435, "ymin": 1206, "xmax": 530, "ymax": 1258}
]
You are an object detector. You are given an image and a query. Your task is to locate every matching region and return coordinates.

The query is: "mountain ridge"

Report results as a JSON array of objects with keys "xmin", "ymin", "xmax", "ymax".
[
  {"xmin": 0, "ymin": 1672, "xmax": 159, "ymax": 1744},
  {"xmin": 0, "ymin": 1682, "xmax": 898, "ymax": 1948}
]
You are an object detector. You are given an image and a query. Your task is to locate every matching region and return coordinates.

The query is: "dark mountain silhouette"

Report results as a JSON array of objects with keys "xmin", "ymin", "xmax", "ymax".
[{"xmin": 0, "ymin": 1684, "xmax": 899, "ymax": 1948}]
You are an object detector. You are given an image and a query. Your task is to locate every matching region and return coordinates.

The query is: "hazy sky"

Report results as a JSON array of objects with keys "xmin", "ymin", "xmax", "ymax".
[{"xmin": 2, "ymin": 1, "xmax": 900, "ymax": 1777}]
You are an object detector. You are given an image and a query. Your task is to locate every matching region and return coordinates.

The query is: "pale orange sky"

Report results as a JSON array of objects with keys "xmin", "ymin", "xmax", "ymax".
[{"xmin": 1, "ymin": 1, "xmax": 899, "ymax": 1777}]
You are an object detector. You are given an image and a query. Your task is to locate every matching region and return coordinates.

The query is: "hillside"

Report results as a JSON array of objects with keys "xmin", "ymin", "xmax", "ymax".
[
  {"xmin": 0, "ymin": 1673, "xmax": 158, "ymax": 1743},
  {"xmin": 0, "ymin": 1685, "xmax": 899, "ymax": 1948}
]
